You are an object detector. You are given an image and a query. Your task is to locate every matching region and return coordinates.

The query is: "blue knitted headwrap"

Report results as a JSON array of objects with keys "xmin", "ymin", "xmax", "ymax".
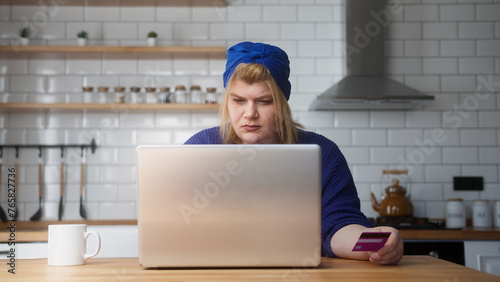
[{"xmin": 223, "ymin": 41, "xmax": 291, "ymax": 101}]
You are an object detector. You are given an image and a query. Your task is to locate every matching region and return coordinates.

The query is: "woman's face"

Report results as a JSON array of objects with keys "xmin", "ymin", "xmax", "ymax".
[{"xmin": 227, "ymin": 79, "xmax": 277, "ymax": 144}]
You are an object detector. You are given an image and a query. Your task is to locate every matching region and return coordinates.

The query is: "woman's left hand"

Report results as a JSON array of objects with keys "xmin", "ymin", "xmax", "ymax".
[{"xmin": 366, "ymin": 226, "xmax": 404, "ymax": 265}]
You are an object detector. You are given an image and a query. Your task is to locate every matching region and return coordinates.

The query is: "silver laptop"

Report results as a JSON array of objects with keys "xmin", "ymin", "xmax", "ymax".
[{"xmin": 136, "ymin": 144, "xmax": 322, "ymax": 268}]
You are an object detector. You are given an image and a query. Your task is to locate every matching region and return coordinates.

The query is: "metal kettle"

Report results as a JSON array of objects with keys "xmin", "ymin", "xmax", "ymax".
[{"xmin": 371, "ymin": 170, "xmax": 414, "ymax": 217}]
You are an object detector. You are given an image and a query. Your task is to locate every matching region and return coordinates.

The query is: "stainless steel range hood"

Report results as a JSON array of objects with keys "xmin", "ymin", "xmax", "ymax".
[{"xmin": 310, "ymin": 0, "xmax": 434, "ymax": 110}]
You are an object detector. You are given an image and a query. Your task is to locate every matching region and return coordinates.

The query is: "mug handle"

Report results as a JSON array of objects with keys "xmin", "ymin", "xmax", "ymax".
[{"xmin": 84, "ymin": 231, "xmax": 101, "ymax": 261}]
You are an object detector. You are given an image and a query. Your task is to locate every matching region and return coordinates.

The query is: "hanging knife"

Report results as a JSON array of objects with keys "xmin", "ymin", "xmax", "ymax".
[{"xmin": 58, "ymin": 161, "xmax": 64, "ymax": 221}]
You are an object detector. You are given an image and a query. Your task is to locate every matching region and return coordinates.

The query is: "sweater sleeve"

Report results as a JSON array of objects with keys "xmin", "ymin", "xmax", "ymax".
[{"xmin": 299, "ymin": 131, "xmax": 372, "ymax": 258}]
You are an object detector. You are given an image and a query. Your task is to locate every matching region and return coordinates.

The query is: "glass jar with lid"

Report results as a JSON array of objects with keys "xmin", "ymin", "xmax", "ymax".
[
  {"xmin": 82, "ymin": 86, "xmax": 94, "ymax": 103},
  {"xmin": 190, "ymin": 85, "xmax": 204, "ymax": 104},
  {"xmin": 130, "ymin": 87, "xmax": 141, "ymax": 104},
  {"xmin": 145, "ymin": 87, "xmax": 157, "ymax": 104},
  {"xmin": 97, "ymin": 87, "xmax": 109, "ymax": 104},
  {"xmin": 114, "ymin": 86, "xmax": 126, "ymax": 103},
  {"xmin": 174, "ymin": 85, "xmax": 188, "ymax": 104},
  {"xmin": 159, "ymin": 87, "xmax": 171, "ymax": 103},
  {"xmin": 205, "ymin": 87, "xmax": 217, "ymax": 104}
]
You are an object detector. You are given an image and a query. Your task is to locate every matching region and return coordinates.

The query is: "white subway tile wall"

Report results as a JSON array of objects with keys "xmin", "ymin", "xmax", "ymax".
[{"xmin": 0, "ymin": 0, "xmax": 499, "ymax": 221}]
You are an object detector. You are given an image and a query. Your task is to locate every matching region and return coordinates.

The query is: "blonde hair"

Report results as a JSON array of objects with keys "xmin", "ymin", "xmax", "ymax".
[{"xmin": 219, "ymin": 63, "xmax": 302, "ymax": 144}]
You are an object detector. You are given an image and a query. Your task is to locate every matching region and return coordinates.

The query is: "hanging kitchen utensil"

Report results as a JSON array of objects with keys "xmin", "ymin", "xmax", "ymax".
[
  {"xmin": 79, "ymin": 147, "xmax": 87, "ymax": 219},
  {"xmin": 30, "ymin": 147, "xmax": 43, "ymax": 221},
  {"xmin": 58, "ymin": 147, "xmax": 64, "ymax": 221},
  {"xmin": 0, "ymin": 148, "xmax": 7, "ymax": 222}
]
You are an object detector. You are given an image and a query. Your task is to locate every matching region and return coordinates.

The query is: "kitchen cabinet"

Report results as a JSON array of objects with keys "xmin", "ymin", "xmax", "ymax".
[
  {"xmin": 404, "ymin": 240, "xmax": 465, "ymax": 265},
  {"xmin": 464, "ymin": 240, "xmax": 500, "ymax": 276},
  {"xmin": 0, "ymin": 242, "xmax": 48, "ymax": 259}
]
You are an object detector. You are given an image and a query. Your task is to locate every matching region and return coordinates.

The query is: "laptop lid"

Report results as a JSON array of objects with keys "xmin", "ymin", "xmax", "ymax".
[{"xmin": 137, "ymin": 145, "xmax": 321, "ymax": 268}]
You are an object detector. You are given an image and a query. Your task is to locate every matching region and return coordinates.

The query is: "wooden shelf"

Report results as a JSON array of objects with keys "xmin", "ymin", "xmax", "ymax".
[
  {"xmin": 0, "ymin": 103, "xmax": 220, "ymax": 112},
  {"xmin": 0, "ymin": 45, "xmax": 226, "ymax": 55},
  {"xmin": 400, "ymin": 228, "xmax": 500, "ymax": 240},
  {"xmin": 3, "ymin": 0, "xmax": 227, "ymax": 7}
]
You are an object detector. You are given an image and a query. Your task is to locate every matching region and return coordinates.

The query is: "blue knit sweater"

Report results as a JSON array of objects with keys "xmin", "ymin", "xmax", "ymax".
[{"xmin": 184, "ymin": 127, "xmax": 372, "ymax": 257}]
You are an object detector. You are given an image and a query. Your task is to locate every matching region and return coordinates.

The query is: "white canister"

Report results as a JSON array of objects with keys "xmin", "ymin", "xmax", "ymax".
[
  {"xmin": 473, "ymin": 200, "xmax": 492, "ymax": 228},
  {"xmin": 494, "ymin": 200, "xmax": 500, "ymax": 228},
  {"xmin": 446, "ymin": 198, "xmax": 466, "ymax": 229}
]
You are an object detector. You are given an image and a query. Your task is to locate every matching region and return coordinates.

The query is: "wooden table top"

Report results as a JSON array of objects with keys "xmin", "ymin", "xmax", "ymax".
[{"xmin": 1, "ymin": 256, "xmax": 499, "ymax": 281}]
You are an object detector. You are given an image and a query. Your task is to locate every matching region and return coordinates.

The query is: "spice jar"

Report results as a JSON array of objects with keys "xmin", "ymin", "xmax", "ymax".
[
  {"xmin": 114, "ymin": 86, "xmax": 126, "ymax": 103},
  {"xmin": 174, "ymin": 85, "xmax": 188, "ymax": 104},
  {"xmin": 97, "ymin": 87, "xmax": 109, "ymax": 104},
  {"xmin": 145, "ymin": 87, "xmax": 157, "ymax": 104},
  {"xmin": 190, "ymin": 85, "xmax": 203, "ymax": 104},
  {"xmin": 446, "ymin": 198, "xmax": 466, "ymax": 229},
  {"xmin": 205, "ymin": 87, "xmax": 217, "ymax": 104},
  {"xmin": 82, "ymin": 86, "xmax": 94, "ymax": 103},
  {"xmin": 159, "ymin": 87, "xmax": 171, "ymax": 103},
  {"xmin": 472, "ymin": 200, "xmax": 492, "ymax": 227},
  {"xmin": 130, "ymin": 87, "xmax": 141, "ymax": 104}
]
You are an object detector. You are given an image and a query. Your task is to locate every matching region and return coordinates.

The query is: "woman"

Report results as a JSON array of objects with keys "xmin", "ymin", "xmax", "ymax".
[{"xmin": 185, "ymin": 42, "xmax": 403, "ymax": 264}]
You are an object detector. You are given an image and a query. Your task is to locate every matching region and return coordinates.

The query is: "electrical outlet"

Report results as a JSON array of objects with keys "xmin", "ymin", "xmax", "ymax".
[{"xmin": 453, "ymin": 176, "xmax": 483, "ymax": 191}]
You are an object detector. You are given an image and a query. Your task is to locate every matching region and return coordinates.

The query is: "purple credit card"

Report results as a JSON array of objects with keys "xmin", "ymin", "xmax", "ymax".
[{"xmin": 352, "ymin": 232, "xmax": 391, "ymax": 252}]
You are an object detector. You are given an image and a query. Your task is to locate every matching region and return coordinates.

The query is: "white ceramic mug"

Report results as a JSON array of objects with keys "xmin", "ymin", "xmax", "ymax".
[{"xmin": 48, "ymin": 224, "xmax": 101, "ymax": 266}]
